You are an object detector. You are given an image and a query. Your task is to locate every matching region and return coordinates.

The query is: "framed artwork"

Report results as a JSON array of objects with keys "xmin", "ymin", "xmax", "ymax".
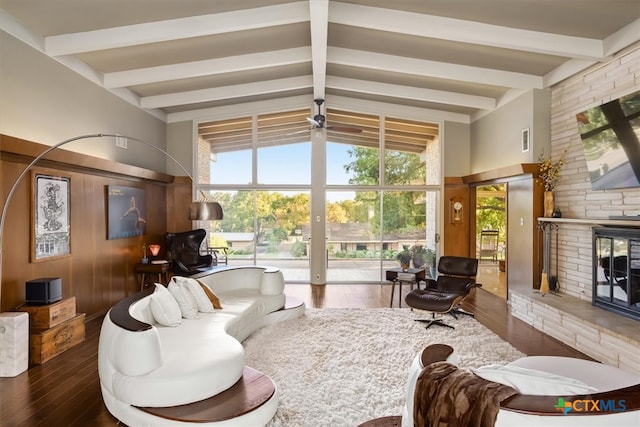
[
  {"xmin": 32, "ymin": 173, "xmax": 71, "ymax": 261},
  {"xmin": 107, "ymin": 185, "xmax": 147, "ymax": 240},
  {"xmin": 521, "ymin": 128, "xmax": 530, "ymax": 152}
]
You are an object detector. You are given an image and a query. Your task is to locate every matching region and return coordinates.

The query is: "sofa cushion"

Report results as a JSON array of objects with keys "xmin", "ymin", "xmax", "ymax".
[
  {"xmin": 168, "ymin": 280, "xmax": 199, "ymax": 319},
  {"xmin": 112, "ymin": 314, "xmax": 245, "ymax": 407},
  {"xmin": 174, "ymin": 277, "xmax": 215, "ymax": 313},
  {"xmin": 196, "ymin": 278, "xmax": 223, "ymax": 309},
  {"xmin": 471, "ymin": 364, "xmax": 598, "ymax": 395},
  {"xmin": 218, "ymin": 289, "xmax": 285, "ymax": 341},
  {"xmin": 149, "ymin": 284, "xmax": 182, "ymax": 327}
]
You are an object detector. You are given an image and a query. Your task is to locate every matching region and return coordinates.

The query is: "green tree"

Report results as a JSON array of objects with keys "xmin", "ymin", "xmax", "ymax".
[
  {"xmin": 272, "ymin": 193, "xmax": 309, "ymax": 232},
  {"xmin": 214, "ymin": 191, "xmax": 310, "ymax": 244},
  {"xmin": 215, "ymin": 191, "xmax": 253, "ymax": 232},
  {"xmin": 345, "ymin": 146, "xmax": 379, "ymax": 185},
  {"xmin": 344, "ymin": 147, "xmax": 426, "ymax": 235},
  {"xmin": 476, "ymin": 185, "xmax": 506, "ymax": 241},
  {"xmin": 384, "ymin": 151, "xmax": 426, "ymax": 185},
  {"xmin": 327, "ymin": 202, "xmax": 349, "ymax": 223}
]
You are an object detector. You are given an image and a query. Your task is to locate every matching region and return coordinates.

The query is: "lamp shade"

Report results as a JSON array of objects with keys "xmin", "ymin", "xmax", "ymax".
[{"xmin": 189, "ymin": 201, "xmax": 223, "ymax": 221}]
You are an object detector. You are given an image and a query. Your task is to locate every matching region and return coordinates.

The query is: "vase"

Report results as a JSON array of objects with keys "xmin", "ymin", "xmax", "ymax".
[
  {"xmin": 543, "ymin": 191, "xmax": 554, "ymax": 218},
  {"xmin": 412, "ymin": 256, "xmax": 424, "ymax": 269}
]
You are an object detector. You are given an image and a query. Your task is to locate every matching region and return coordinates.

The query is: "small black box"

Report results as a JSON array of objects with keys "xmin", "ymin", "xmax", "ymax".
[{"xmin": 25, "ymin": 277, "xmax": 62, "ymax": 305}]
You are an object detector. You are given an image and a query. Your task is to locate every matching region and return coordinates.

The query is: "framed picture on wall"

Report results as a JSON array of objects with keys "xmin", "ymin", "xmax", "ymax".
[
  {"xmin": 31, "ymin": 173, "xmax": 71, "ymax": 262},
  {"xmin": 106, "ymin": 185, "xmax": 147, "ymax": 240}
]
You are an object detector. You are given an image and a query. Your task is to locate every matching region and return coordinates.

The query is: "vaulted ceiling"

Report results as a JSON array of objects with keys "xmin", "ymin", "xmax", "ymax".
[{"xmin": 1, "ymin": 0, "xmax": 638, "ymax": 124}]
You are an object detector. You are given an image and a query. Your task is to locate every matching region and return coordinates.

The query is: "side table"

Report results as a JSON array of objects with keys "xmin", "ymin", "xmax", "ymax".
[
  {"xmin": 135, "ymin": 261, "xmax": 171, "ymax": 291},
  {"xmin": 385, "ymin": 267, "xmax": 426, "ymax": 308}
]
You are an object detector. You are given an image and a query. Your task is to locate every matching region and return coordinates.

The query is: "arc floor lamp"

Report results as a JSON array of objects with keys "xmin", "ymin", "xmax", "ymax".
[{"xmin": 0, "ymin": 133, "xmax": 223, "ymax": 309}]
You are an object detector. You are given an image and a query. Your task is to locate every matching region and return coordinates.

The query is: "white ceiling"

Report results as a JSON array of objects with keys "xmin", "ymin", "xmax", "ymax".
[{"xmin": 1, "ymin": 0, "xmax": 639, "ymax": 123}]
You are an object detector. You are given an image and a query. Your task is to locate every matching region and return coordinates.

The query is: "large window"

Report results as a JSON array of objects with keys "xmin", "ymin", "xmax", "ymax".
[
  {"xmin": 197, "ymin": 106, "xmax": 440, "ymax": 283},
  {"xmin": 323, "ymin": 111, "xmax": 439, "ymax": 280}
]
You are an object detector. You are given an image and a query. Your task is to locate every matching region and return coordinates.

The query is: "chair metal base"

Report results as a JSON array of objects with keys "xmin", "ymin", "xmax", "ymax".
[
  {"xmin": 450, "ymin": 308, "xmax": 475, "ymax": 318},
  {"xmin": 415, "ymin": 318, "xmax": 454, "ymax": 329},
  {"xmin": 413, "ymin": 307, "xmax": 475, "ymax": 330}
]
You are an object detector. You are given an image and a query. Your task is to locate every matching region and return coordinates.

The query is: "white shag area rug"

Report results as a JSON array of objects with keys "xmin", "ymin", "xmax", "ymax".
[{"xmin": 243, "ymin": 308, "xmax": 525, "ymax": 427}]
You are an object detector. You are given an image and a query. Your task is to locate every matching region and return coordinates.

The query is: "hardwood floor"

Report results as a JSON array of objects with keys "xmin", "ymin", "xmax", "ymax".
[{"xmin": 0, "ymin": 284, "xmax": 590, "ymax": 426}]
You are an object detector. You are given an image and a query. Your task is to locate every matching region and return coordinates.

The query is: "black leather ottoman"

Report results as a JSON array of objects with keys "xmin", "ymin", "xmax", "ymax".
[{"xmin": 405, "ymin": 289, "xmax": 464, "ymax": 329}]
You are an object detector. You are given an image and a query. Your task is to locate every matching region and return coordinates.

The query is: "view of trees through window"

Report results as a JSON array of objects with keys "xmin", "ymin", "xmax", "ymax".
[
  {"xmin": 476, "ymin": 184, "xmax": 506, "ymax": 262},
  {"xmin": 197, "ymin": 107, "xmax": 440, "ymax": 282}
]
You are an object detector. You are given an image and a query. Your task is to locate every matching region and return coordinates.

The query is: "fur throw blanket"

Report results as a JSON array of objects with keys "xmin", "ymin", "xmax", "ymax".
[{"xmin": 414, "ymin": 361, "xmax": 517, "ymax": 427}]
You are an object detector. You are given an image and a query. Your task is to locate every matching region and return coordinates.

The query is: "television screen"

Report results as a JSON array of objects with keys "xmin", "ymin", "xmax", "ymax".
[{"xmin": 576, "ymin": 90, "xmax": 640, "ymax": 190}]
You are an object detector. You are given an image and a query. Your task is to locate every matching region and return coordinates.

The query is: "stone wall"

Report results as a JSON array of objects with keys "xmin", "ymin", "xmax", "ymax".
[
  {"xmin": 510, "ymin": 43, "xmax": 640, "ymax": 366},
  {"xmin": 549, "ymin": 42, "xmax": 640, "ymax": 300},
  {"xmin": 511, "ymin": 291, "xmax": 640, "ymax": 374}
]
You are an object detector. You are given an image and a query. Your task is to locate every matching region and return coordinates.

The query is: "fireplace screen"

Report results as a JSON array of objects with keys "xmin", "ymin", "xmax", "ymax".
[{"xmin": 593, "ymin": 227, "xmax": 640, "ymax": 321}]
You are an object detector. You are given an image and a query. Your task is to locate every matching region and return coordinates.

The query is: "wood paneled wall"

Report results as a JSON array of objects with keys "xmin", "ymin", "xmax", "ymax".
[
  {"xmin": 443, "ymin": 177, "xmax": 471, "ymax": 257},
  {"xmin": 1, "ymin": 135, "xmax": 190, "ymax": 319}
]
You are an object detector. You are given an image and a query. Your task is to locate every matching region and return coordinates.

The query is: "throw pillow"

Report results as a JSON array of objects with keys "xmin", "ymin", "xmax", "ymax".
[
  {"xmin": 149, "ymin": 284, "xmax": 182, "ymax": 327},
  {"xmin": 195, "ymin": 279, "xmax": 223, "ymax": 309},
  {"xmin": 471, "ymin": 364, "xmax": 598, "ymax": 395},
  {"xmin": 174, "ymin": 277, "xmax": 215, "ymax": 313},
  {"xmin": 180, "ymin": 281, "xmax": 199, "ymax": 310},
  {"xmin": 168, "ymin": 279, "xmax": 199, "ymax": 319}
]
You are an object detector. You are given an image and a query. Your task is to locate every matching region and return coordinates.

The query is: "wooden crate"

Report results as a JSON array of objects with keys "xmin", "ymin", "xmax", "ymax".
[
  {"xmin": 18, "ymin": 297, "xmax": 76, "ymax": 329},
  {"xmin": 30, "ymin": 313, "xmax": 85, "ymax": 365}
]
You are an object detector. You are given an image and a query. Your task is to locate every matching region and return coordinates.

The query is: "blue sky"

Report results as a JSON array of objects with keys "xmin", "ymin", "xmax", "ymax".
[{"xmin": 210, "ymin": 141, "xmax": 354, "ymax": 186}]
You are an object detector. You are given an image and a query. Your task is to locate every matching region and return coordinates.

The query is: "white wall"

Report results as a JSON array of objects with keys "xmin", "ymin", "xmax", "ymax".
[
  {"xmin": 166, "ymin": 121, "xmax": 194, "ymax": 177},
  {"xmin": 0, "ymin": 32, "xmax": 167, "ymax": 172},
  {"xmin": 471, "ymin": 89, "xmax": 550, "ymax": 174},
  {"xmin": 443, "ymin": 121, "xmax": 471, "ymax": 177}
]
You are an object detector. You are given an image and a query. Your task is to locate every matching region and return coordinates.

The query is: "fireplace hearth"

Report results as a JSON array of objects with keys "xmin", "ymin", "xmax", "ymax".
[{"xmin": 593, "ymin": 227, "xmax": 640, "ymax": 321}]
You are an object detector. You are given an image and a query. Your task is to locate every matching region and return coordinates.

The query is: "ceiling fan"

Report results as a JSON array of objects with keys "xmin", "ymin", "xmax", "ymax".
[{"xmin": 306, "ymin": 99, "xmax": 362, "ymax": 133}]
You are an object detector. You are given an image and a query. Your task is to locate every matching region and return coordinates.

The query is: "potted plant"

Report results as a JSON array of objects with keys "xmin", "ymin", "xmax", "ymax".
[
  {"xmin": 409, "ymin": 244, "xmax": 428, "ymax": 268},
  {"xmin": 396, "ymin": 246, "xmax": 412, "ymax": 271}
]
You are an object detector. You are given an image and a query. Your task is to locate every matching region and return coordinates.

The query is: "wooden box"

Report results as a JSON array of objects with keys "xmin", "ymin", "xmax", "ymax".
[
  {"xmin": 18, "ymin": 297, "xmax": 76, "ymax": 329},
  {"xmin": 30, "ymin": 313, "xmax": 85, "ymax": 365}
]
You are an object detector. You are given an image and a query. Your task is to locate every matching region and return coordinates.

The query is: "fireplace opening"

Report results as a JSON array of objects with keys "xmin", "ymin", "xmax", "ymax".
[{"xmin": 593, "ymin": 227, "xmax": 640, "ymax": 321}]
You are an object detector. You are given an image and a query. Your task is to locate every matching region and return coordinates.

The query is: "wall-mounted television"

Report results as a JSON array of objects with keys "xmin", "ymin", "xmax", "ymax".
[{"xmin": 576, "ymin": 90, "xmax": 640, "ymax": 190}]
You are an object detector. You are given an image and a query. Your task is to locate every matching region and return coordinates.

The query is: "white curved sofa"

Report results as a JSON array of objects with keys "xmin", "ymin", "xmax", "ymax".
[
  {"xmin": 98, "ymin": 265, "xmax": 304, "ymax": 426},
  {"xmin": 401, "ymin": 344, "xmax": 640, "ymax": 427}
]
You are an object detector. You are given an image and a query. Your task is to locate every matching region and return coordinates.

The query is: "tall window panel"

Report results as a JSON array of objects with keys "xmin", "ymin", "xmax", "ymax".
[
  {"xmin": 384, "ymin": 116, "xmax": 439, "ymax": 186},
  {"xmin": 198, "ymin": 190, "xmax": 255, "ymax": 264},
  {"xmin": 199, "ymin": 116, "xmax": 253, "ymax": 185},
  {"xmin": 326, "ymin": 109, "xmax": 380, "ymax": 185},
  {"xmin": 257, "ymin": 109, "xmax": 311, "ymax": 185}
]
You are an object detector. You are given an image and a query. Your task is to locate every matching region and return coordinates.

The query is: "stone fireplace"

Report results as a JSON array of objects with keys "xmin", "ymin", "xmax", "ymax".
[
  {"xmin": 510, "ymin": 219, "xmax": 640, "ymax": 375},
  {"xmin": 593, "ymin": 227, "xmax": 640, "ymax": 321}
]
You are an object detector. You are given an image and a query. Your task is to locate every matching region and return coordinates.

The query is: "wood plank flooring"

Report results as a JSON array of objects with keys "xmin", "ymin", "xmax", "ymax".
[{"xmin": 0, "ymin": 284, "xmax": 589, "ymax": 426}]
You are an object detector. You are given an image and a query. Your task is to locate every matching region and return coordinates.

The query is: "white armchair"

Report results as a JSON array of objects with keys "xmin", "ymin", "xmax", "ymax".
[{"xmin": 401, "ymin": 344, "xmax": 640, "ymax": 427}]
